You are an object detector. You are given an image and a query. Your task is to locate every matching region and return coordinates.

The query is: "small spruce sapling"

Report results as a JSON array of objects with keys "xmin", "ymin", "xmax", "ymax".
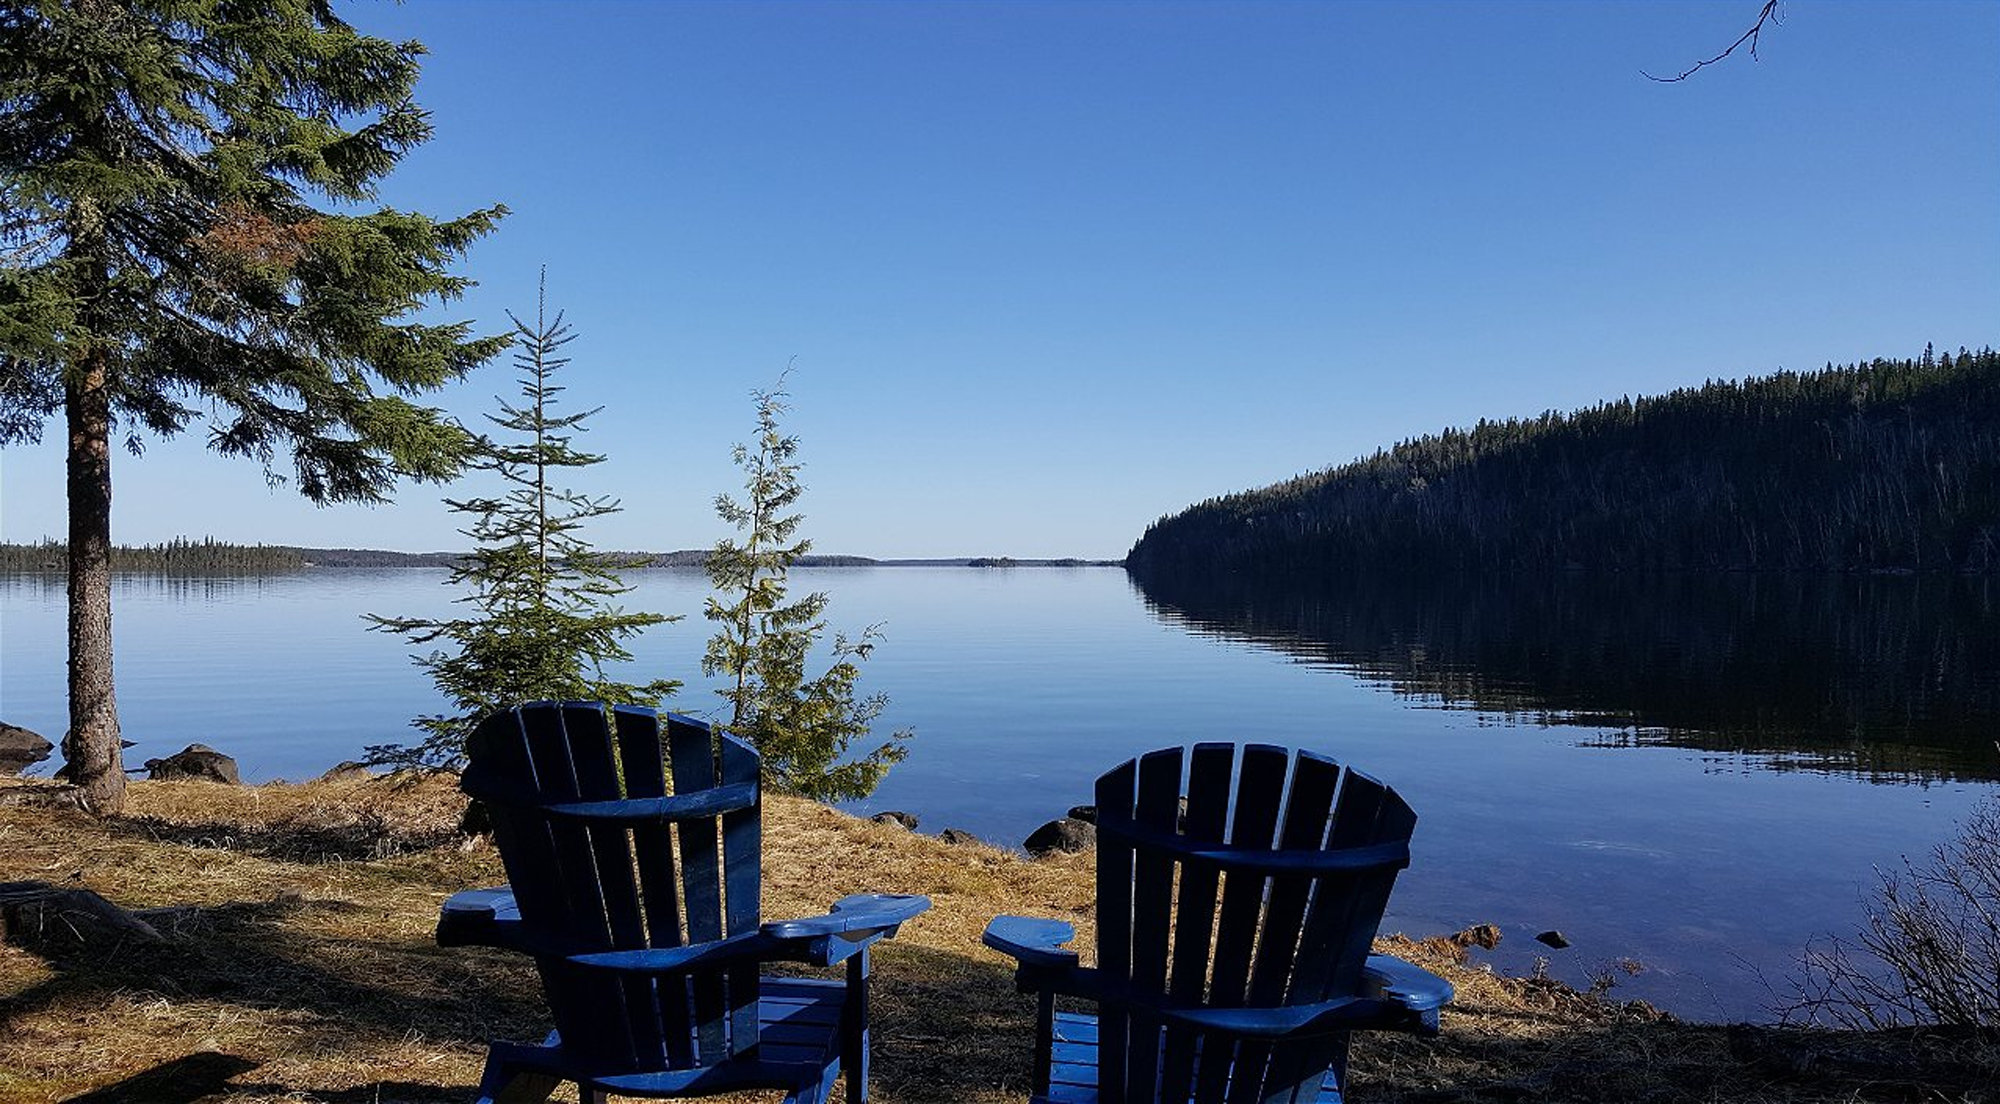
[
  {"xmin": 703, "ymin": 383, "xmax": 909, "ymax": 799},
  {"xmin": 368, "ymin": 277, "xmax": 676, "ymax": 767}
]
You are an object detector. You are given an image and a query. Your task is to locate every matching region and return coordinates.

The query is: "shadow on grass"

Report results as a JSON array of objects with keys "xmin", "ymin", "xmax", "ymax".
[
  {"xmin": 108, "ymin": 812, "xmax": 464, "ymax": 863},
  {"xmin": 60, "ymin": 1052, "xmax": 465, "ymax": 1104},
  {"xmin": 2, "ymin": 891, "xmax": 549, "ymax": 1071},
  {"xmin": 59, "ymin": 1052, "xmax": 260, "ymax": 1103}
]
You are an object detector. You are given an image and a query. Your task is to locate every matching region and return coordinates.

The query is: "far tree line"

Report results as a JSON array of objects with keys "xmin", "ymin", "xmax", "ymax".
[
  {"xmin": 1128, "ymin": 347, "xmax": 2000, "ymax": 581},
  {"xmin": 0, "ymin": 537, "xmax": 308, "ymax": 573}
]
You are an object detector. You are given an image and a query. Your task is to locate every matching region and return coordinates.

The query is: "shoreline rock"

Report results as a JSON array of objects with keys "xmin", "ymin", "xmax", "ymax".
[
  {"xmin": 144, "ymin": 744, "xmax": 240, "ymax": 784},
  {"xmin": 0, "ymin": 722, "xmax": 53, "ymax": 775},
  {"xmin": 1024, "ymin": 816, "xmax": 1095, "ymax": 857}
]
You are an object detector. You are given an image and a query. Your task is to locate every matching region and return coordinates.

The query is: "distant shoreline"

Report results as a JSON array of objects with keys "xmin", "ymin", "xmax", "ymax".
[{"xmin": 0, "ymin": 541, "xmax": 1123, "ymax": 572}]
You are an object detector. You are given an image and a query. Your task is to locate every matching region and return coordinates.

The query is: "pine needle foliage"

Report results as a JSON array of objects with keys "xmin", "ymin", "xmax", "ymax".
[
  {"xmin": 367, "ymin": 278, "xmax": 676, "ymax": 768},
  {"xmin": 0, "ymin": 0, "xmax": 506, "ymax": 811},
  {"xmin": 703, "ymin": 384, "xmax": 908, "ymax": 800}
]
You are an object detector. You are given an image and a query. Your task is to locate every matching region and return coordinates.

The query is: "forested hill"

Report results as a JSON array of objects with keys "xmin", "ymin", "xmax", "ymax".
[{"xmin": 1127, "ymin": 348, "xmax": 2000, "ymax": 579}]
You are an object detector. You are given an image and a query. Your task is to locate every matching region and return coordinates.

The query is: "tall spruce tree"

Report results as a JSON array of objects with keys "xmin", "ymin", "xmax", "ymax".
[
  {"xmin": 703, "ymin": 384, "xmax": 909, "ymax": 800},
  {"xmin": 368, "ymin": 277, "xmax": 676, "ymax": 768},
  {"xmin": 0, "ymin": 2, "xmax": 505, "ymax": 812}
]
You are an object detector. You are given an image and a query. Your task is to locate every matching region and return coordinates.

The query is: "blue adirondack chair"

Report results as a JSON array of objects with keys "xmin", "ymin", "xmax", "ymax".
[
  {"xmin": 984, "ymin": 744, "xmax": 1452, "ymax": 1104},
  {"xmin": 437, "ymin": 702, "xmax": 930, "ymax": 1104}
]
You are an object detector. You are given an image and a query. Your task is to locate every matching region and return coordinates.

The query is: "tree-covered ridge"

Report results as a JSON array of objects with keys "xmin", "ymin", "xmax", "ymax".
[{"xmin": 1128, "ymin": 348, "xmax": 2000, "ymax": 578}]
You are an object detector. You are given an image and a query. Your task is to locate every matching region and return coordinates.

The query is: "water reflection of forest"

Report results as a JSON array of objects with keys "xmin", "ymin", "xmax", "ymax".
[{"xmin": 1133, "ymin": 570, "xmax": 2000, "ymax": 784}]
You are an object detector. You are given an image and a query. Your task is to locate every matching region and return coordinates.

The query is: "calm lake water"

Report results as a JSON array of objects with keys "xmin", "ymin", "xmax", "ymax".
[{"xmin": 4, "ymin": 566, "xmax": 1996, "ymax": 1023}]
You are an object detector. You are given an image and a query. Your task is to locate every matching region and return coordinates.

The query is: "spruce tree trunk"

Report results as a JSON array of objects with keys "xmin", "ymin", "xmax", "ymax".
[{"xmin": 63, "ymin": 349, "xmax": 124, "ymax": 814}]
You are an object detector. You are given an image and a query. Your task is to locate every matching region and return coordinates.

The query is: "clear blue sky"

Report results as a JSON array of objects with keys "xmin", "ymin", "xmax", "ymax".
[{"xmin": 3, "ymin": 1, "xmax": 1995, "ymax": 559}]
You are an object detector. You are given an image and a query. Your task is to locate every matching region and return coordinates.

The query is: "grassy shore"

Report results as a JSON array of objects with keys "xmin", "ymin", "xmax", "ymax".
[{"xmin": 0, "ymin": 775, "xmax": 1991, "ymax": 1103}]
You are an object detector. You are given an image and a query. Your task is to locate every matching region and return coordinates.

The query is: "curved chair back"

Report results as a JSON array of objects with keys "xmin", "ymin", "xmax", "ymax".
[
  {"xmin": 1092, "ymin": 742, "xmax": 1416, "ymax": 1103},
  {"xmin": 462, "ymin": 702, "xmax": 763, "ymax": 1076}
]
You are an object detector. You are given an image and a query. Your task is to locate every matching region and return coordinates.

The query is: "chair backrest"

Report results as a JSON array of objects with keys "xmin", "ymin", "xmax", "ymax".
[
  {"xmin": 462, "ymin": 701, "xmax": 763, "ymax": 1075},
  {"xmin": 1092, "ymin": 743, "xmax": 1416, "ymax": 1103}
]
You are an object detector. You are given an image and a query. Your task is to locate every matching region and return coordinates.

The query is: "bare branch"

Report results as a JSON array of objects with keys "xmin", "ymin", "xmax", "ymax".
[{"xmin": 1645, "ymin": 0, "xmax": 1782, "ymax": 83}]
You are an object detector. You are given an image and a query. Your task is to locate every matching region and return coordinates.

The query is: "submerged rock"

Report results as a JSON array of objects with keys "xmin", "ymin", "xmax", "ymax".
[
  {"xmin": 1536, "ymin": 930, "xmax": 1572, "ymax": 950},
  {"xmin": 143, "ymin": 744, "xmax": 240, "ymax": 785}
]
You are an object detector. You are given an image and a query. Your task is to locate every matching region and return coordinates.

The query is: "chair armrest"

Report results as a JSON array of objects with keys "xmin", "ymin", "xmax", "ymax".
[
  {"xmin": 437, "ymin": 887, "xmax": 526, "ymax": 950},
  {"xmin": 1143, "ymin": 972, "xmax": 1450, "ymax": 1040},
  {"xmin": 982, "ymin": 915, "xmax": 1080, "ymax": 970},
  {"xmin": 1360, "ymin": 953, "xmax": 1454, "ymax": 1035},
  {"xmin": 762, "ymin": 893, "xmax": 932, "ymax": 966},
  {"xmin": 1155, "ymin": 995, "xmax": 1396, "ymax": 1039},
  {"xmin": 566, "ymin": 929, "xmax": 776, "ymax": 973},
  {"xmin": 439, "ymin": 888, "xmax": 781, "ymax": 972},
  {"xmin": 983, "ymin": 915, "xmax": 1109, "ymax": 1000}
]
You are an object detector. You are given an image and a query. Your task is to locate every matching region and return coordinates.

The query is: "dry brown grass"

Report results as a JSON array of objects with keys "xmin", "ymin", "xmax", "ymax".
[{"xmin": 2, "ymin": 775, "xmax": 1994, "ymax": 1103}]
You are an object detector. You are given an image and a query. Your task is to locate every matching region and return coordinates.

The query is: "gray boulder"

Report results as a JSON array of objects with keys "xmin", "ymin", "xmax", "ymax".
[
  {"xmin": 319, "ymin": 761, "xmax": 373, "ymax": 781},
  {"xmin": 0, "ymin": 723, "xmax": 54, "ymax": 775},
  {"xmin": 937, "ymin": 828, "xmax": 985, "ymax": 847},
  {"xmin": 1024, "ymin": 817, "xmax": 1096, "ymax": 857},
  {"xmin": 869, "ymin": 811, "xmax": 919, "ymax": 830},
  {"xmin": 144, "ymin": 744, "xmax": 240, "ymax": 784}
]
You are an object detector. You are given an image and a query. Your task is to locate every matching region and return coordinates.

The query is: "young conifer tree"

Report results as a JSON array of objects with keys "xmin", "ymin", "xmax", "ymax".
[
  {"xmin": 704, "ymin": 383, "xmax": 908, "ymax": 799},
  {"xmin": 369, "ymin": 276, "xmax": 675, "ymax": 767}
]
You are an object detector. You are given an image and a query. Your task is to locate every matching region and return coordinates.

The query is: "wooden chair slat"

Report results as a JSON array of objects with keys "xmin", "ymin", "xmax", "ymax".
[
  {"xmin": 721, "ymin": 737, "xmax": 764, "ymax": 1059},
  {"xmin": 667, "ymin": 713, "xmax": 729, "ymax": 1067},
  {"xmin": 1271, "ymin": 768, "xmax": 1402, "ymax": 1102},
  {"xmin": 1232, "ymin": 751, "xmax": 1343, "ymax": 1103},
  {"xmin": 1159, "ymin": 742, "xmax": 1236, "ymax": 1103},
  {"xmin": 613, "ymin": 705, "xmax": 696, "ymax": 1071},
  {"xmin": 1122, "ymin": 747, "xmax": 1183, "ymax": 1102},
  {"xmin": 1186, "ymin": 743, "xmax": 1284, "ymax": 1104},
  {"xmin": 1093, "ymin": 758, "xmax": 1137, "ymax": 1103},
  {"xmin": 472, "ymin": 708, "xmax": 603, "ymax": 1068},
  {"xmin": 526, "ymin": 706, "xmax": 641, "ymax": 1071},
  {"xmin": 1289, "ymin": 770, "xmax": 1390, "ymax": 1006},
  {"xmin": 563, "ymin": 703, "xmax": 671, "ymax": 1070}
]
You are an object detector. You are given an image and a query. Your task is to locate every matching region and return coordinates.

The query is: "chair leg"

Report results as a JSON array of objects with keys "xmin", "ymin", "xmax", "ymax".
[
  {"xmin": 792, "ymin": 1073, "xmax": 834, "ymax": 1104},
  {"xmin": 843, "ymin": 948, "xmax": 872, "ymax": 1104},
  {"xmin": 473, "ymin": 1036, "xmax": 564, "ymax": 1104},
  {"xmin": 473, "ymin": 1061, "xmax": 559, "ymax": 1104},
  {"xmin": 1032, "ymin": 990, "xmax": 1055, "ymax": 1100}
]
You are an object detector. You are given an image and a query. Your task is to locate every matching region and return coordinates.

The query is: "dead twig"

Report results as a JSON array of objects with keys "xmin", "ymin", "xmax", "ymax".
[{"xmin": 1645, "ymin": 0, "xmax": 1782, "ymax": 83}]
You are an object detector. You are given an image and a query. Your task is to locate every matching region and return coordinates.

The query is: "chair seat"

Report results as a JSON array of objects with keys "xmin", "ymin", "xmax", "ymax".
[
  {"xmin": 585, "ymin": 978, "xmax": 846, "ymax": 1095},
  {"xmin": 1037, "ymin": 1012, "xmax": 1343, "ymax": 1104},
  {"xmin": 748, "ymin": 977, "xmax": 847, "ymax": 1067}
]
